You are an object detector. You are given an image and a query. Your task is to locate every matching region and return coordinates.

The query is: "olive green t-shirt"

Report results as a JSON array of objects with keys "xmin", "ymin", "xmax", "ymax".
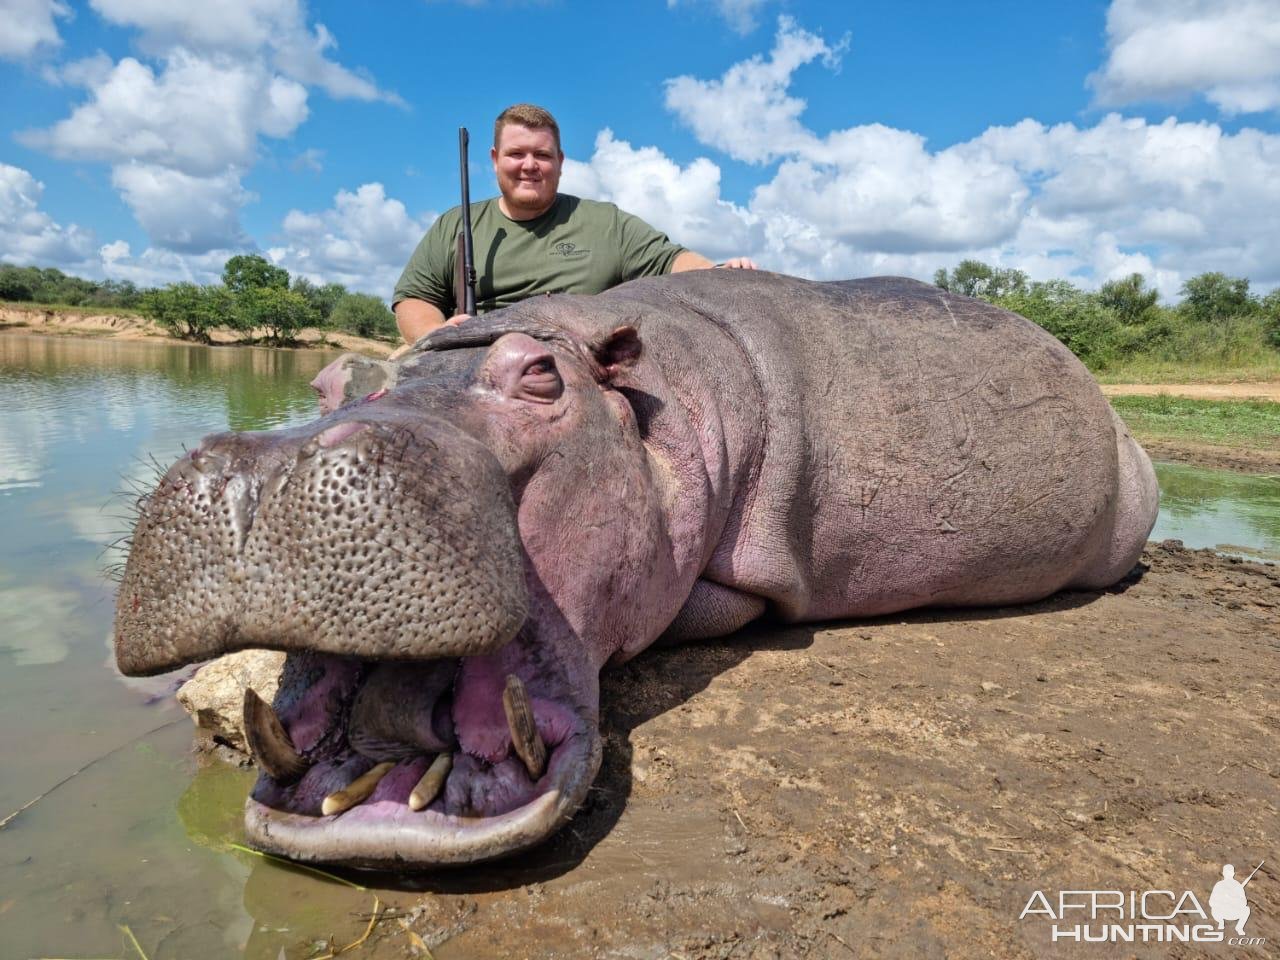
[{"xmin": 392, "ymin": 194, "xmax": 687, "ymax": 315}]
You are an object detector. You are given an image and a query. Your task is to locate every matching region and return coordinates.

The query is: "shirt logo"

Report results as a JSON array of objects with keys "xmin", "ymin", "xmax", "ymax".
[{"xmin": 552, "ymin": 241, "xmax": 589, "ymax": 259}]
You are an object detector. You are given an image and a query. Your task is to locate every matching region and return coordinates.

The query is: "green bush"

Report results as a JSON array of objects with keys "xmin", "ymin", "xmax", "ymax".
[
  {"xmin": 141, "ymin": 283, "xmax": 233, "ymax": 342},
  {"xmin": 232, "ymin": 286, "xmax": 317, "ymax": 343},
  {"xmin": 329, "ymin": 293, "xmax": 397, "ymax": 340}
]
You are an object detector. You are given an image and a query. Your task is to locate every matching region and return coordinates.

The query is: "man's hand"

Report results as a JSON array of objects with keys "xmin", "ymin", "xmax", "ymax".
[
  {"xmin": 716, "ymin": 257, "xmax": 758, "ymax": 270},
  {"xmin": 444, "ymin": 313, "xmax": 470, "ymax": 327}
]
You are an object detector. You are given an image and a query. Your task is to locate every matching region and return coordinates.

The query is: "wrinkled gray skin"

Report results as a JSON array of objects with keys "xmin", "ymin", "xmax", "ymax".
[{"xmin": 114, "ymin": 272, "xmax": 1158, "ymax": 869}]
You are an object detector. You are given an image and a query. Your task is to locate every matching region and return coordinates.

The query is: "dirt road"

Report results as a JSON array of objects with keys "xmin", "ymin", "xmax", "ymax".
[
  {"xmin": 1103, "ymin": 383, "xmax": 1280, "ymax": 402},
  {"xmin": 264, "ymin": 542, "xmax": 1277, "ymax": 959}
]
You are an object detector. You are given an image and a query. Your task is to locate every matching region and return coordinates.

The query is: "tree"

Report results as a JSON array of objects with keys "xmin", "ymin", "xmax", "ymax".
[
  {"xmin": 1261, "ymin": 289, "xmax": 1280, "ymax": 349},
  {"xmin": 293, "ymin": 276, "xmax": 347, "ymax": 324},
  {"xmin": 0, "ymin": 267, "xmax": 35, "ymax": 301},
  {"xmin": 934, "ymin": 260, "xmax": 1028, "ymax": 300},
  {"xmin": 234, "ymin": 286, "xmax": 316, "ymax": 343},
  {"xmin": 1179, "ymin": 272, "xmax": 1253, "ymax": 323},
  {"xmin": 142, "ymin": 283, "xmax": 232, "ymax": 342},
  {"xmin": 223, "ymin": 254, "xmax": 289, "ymax": 296},
  {"xmin": 1099, "ymin": 273, "xmax": 1160, "ymax": 325},
  {"xmin": 329, "ymin": 292, "xmax": 398, "ymax": 340}
]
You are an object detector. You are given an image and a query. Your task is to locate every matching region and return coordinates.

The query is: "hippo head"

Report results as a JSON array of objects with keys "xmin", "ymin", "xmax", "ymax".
[{"xmin": 114, "ymin": 298, "xmax": 697, "ymax": 869}]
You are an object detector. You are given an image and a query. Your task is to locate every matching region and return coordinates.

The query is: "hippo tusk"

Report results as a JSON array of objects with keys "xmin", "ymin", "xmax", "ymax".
[
  {"xmin": 408, "ymin": 752, "xmax": 453, "ymax": 811},
  {"xmin": 502, "ymin": 674, "xmax": 547, "ymax": 780},
  {"xmin": 243, "ymin": 688, "xmax": 309, "ymax": 783},
  {"xmin": 322, "ymin": 762, "xmax": 396, "ymax": 816}
]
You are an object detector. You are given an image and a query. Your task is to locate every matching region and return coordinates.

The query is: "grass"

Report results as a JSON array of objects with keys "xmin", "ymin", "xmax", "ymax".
[
  {"xmin": 0, "ymin": 299, "xmax": 146, "ymax": 317},
  {"xmin": 1110, "ymin": 395, "xmax": 1280, "ymax": 449},
  {"xmin": 1095, "ymin": 356, "xmax": 1280, "ymax": 384}
]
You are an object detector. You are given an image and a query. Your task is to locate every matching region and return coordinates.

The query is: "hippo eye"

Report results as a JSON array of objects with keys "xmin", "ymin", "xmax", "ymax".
[{"xmin": 519, "ymin": 355, "xmax": 562, "ymax": 402}]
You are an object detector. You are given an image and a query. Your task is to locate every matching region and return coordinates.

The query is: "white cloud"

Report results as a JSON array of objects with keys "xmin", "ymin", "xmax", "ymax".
[
  {"xmin": 87, "ymin": 0, "xmax": 401, "ymax": 103},
  {"xmin": 634, "ymin": 18, "xmax": 1280, "ymax": 294},
  {"xmin": 664, "ymin": 16, "xmax": 845, "ymax": 164},
  {"xmin": 269, "ymin": 183, "xmax": 433, "ymax": 295},
  {"xmin": 110, "ymin": 163, "xmax": 252, "ymax": 252},
  {"xmin": 0, "ymin": 0, "xmax": 69, "ymax": 61},
  {"xmin": 0, "ymin": 163, "xmax": 96, "ymax": 267},
  {"xmin": 561, "ymin": 129, "xmax": 760, "ymax": 261},
  {"xmin": 99, "ymin": 240, "xmax": 231, "ymax": 287},
  {"xmin": 19, "ymin": 1, "xmax": 397, "ymax": 258},
  {"xmin": 666, "ymin": 0, "xmax": 772, "ymax": 35},
  {"xmin": 1090, "ymin": 0, "xmax": 1280, "ymax": 114},
  {"xmin": 22, "ymin": 51, "xmax": 308, "ymax": 176}
]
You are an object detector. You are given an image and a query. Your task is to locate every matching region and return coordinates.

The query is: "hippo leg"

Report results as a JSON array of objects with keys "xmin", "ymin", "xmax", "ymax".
[
  {"xmin": 1069, "ymin": 410, "xmax": 1159, "ymax": 589},
  {"xmin": 662, "ymin": 580, "xmax": 767, "ymax": 642}
]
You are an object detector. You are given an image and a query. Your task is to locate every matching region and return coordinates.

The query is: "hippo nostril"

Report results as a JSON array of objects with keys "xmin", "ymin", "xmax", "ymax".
[{"xmin": 318, "ymin": 422, "xmax": 370, "ymax": 449}]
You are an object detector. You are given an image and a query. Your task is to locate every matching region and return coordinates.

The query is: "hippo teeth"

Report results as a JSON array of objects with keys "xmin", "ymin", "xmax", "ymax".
[
  {"xmin": 502, "ymin": 674, "xmax": 547, "ymax": 780},
  {"xmin": 243, "ymin": 688, "xmax": 309, "ymax": 783},
  {"xmin": 408, "ymin": 752, "xmax": 453, "ymax": 811},
  {"xmin": 321, "ymin": 761, "xmax": 396, "ymax": 816}
]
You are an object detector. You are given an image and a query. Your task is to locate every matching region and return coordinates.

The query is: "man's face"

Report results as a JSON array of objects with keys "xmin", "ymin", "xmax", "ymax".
[{"xmin": 491, "ymin": 123, "xmax": 563, "ymax": 219}]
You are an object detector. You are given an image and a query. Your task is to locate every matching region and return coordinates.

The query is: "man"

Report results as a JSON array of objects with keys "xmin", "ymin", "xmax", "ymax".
[{"xmin": 393, "ymin": 103, "xmax": 756, "ymax": 343}]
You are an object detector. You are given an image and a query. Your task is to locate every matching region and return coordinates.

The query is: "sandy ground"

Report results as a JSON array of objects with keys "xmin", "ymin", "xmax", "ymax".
[
  {"xmin": 0, "ymin": 304, "xmax": 393, "ymax": 357},
  {"xmin": 236, "ymin": 542, "xmax": 1277, "ymax": 960}
]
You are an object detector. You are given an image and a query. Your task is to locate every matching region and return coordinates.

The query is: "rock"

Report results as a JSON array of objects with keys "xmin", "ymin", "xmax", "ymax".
[
  {"xmin": 176, "ymin": 649, "xmax": 286, "ymax": 754},
  {"xmin": 980, "ymin": 681, "xmax": 1003, "ymax": 694}
]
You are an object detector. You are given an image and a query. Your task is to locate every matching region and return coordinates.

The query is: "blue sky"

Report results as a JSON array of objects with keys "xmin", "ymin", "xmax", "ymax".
[{"xmin": 2, "ymin": 0, "xmax": 1279, "ymax": 298}]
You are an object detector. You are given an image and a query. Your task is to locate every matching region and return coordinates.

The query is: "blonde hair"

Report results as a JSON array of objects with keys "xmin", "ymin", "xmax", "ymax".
[{"xmin": 494, "ymin": 103, "xmax": 562, "ymax": 153}]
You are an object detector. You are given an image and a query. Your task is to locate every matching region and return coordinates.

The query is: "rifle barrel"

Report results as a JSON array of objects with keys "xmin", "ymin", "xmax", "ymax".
[{"xmin": 458, "ymin": 127, "xmax": 477, "ymax": 316}]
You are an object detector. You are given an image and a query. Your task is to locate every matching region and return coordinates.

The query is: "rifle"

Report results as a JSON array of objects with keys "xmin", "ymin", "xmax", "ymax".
[{"xmin": 454, "ymin": 127, "xmax": 478, "ymax": 317}]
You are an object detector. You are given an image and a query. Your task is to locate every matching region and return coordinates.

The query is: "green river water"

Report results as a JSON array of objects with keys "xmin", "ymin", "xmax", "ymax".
[{"xmin": 0, "ymin": 334, "xmax": 1276, "ymax": 958}]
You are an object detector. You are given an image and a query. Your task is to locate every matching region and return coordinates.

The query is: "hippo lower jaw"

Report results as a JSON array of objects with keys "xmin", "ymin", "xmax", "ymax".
[{"xmin": 237, "ymin": 649, "xmax": 602, "ymax": 869}]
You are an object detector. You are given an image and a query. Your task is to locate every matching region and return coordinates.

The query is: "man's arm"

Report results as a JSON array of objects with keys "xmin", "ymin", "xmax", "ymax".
[
  {"xmin": 394, "ymin": 298, "xmax": 448, "ymax": 342},
  {"xmin": 671, "ymin": 251, "xmax": 758, "ymax": 272}
]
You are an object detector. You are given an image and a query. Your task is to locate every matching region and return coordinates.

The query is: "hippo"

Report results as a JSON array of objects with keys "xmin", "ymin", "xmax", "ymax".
[{"xmin": 113, "ymin": 272, "xmax": 1158, "ymax": 869}]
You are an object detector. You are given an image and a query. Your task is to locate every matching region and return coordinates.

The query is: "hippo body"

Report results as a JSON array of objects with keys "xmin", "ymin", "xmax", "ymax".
[{"xmin": 114, "ymin": 272, "xmax": 1157, "ymax": 868}]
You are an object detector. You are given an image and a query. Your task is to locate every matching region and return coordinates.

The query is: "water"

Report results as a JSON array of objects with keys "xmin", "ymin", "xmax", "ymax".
[
  {"xmin": 1150, "ymin": 461, "xmax": 1280, "ymax": 563},
  {"xmin": 0, "ymin": 336, "xmax": 381, "ymax": 960},
  {"xmin": 0, "ymin": 335, "xmax": 1277, "ymax": 958}
]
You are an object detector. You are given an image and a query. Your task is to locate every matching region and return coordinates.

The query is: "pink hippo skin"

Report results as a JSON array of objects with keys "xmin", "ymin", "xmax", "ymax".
[{"xmin": 113, "ymin": 272, "xmax": 1157, "ymax": 869}]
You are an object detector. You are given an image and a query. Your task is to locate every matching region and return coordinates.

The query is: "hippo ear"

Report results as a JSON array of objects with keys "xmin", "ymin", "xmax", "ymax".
[{"xmin": 589, "ymin": 325, "xmax": 642, "ymax": 381}]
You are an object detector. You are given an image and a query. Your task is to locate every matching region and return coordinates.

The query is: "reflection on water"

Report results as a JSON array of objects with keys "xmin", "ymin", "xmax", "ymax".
[
  {"xmin": 0, "ymin": 335, "xmax": 369, "ymax": 959},
  {"xmin": 1151, "ymin": 461, "xmax": 1280, "ymax": 562},
  {"xmin": 2, "ymin": 335, "xmax": 1278, "ymax": 957}
]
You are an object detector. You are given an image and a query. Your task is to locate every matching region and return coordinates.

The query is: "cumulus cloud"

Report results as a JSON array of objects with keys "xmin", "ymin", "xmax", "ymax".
[
  {"xmin": 1090, "ymin": 0, "xmax": 1280, "ymax": 114},
  {"xmin": 665, "ymin": 17, "xmax": 844, "ymax": 164},
  {"xmin": 87, "ymin": 0, "xmax": 401, "ymax": 103},
  {"xmin": 19, "ymin": 1, "xmax": 397, "ymax": 259},
  {"xmin": 0, "ymin": 163, "xmax": 95, "ymax": 267},
  {"xmin": 110, "ymin": 164, "xmax": 252, "ymax": 252},
  {"xmin": 99, "ymin": 240, "xmax": 231, "ymax": 287},
  {"xmin": 0, "ymin": 0, "xmax": 69, "ymax": 61},
  {"xmin": 665, "ymin": 0, "xmax": 772, "ymax": 35},
  {"xmin": 268, "ymin": 183, "xmax": 433, "ymax": 295},
  {"xmin": 21, "ymin": 51, "xmax": 308, "ymax": 175},
  {"xmin": 634, "ymin": 17, "xmax": 1280, "ymax": 293},
  {"xmin": 562, "ymin": 129, "xmax": 761, "ymax": 261}
]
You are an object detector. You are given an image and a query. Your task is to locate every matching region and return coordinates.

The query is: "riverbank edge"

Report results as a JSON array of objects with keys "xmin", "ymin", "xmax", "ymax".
[
  {"xmin": 0, "ymin": 303, "xmax": 394, "ymax": 359},
  {"xmin": 7, "ymin": 306, "xmax": 1277, "ymax": 474}
]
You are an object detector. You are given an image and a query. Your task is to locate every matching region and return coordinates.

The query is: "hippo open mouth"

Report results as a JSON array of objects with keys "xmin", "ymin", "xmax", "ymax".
[
  {"xmin": 239, "ymin": 648, "xmax": 601, "ymax": 869},
  {"xmin": 114, "ymin": 402, "xmax": 604, "ymax": 869}
]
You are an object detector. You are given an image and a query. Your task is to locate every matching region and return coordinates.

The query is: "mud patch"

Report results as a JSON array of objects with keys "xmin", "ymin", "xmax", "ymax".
[{"xmin": 234, "ymin": 542, "xmax": 1278, "ymax": 958}]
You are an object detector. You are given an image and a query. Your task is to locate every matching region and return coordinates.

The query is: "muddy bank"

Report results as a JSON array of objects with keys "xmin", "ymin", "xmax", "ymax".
[
  {"xmin": 226, "ymin": 542, "xmax": 1277, "ymax": 959},
  {"xmin": 0, "ymin": 304, "xmax": 392, "ymax": 358},
  {"xmin": 1141, "ymin": 438, "xmax": 1280, "ymax": 474}
]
